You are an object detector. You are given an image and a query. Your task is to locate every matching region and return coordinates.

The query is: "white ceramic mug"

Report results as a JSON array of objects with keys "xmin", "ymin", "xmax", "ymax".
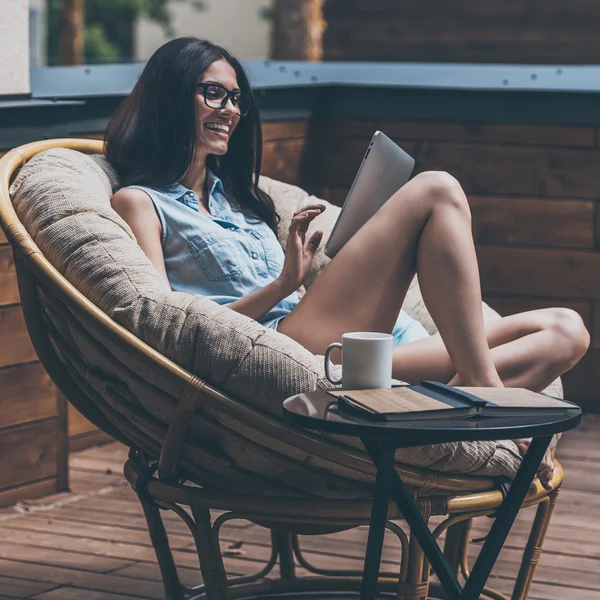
[{"xmin": 324, "ymin": 332, "xmax": 393, "ymax": 389}]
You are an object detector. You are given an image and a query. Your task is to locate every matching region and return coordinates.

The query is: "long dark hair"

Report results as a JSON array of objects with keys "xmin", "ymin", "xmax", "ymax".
[{"xmin": 105, "ymin": 37, "xmax": 279, "ymax": 232}]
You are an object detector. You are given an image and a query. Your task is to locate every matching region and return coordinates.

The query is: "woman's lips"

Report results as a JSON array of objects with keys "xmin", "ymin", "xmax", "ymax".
[
  {"xmin": 205, "ymin": 123, "xmax": 230, "ymax": 140},
  {"xmin": 205, "ymin": 127, "xmax": 229, "ymax": 140}
]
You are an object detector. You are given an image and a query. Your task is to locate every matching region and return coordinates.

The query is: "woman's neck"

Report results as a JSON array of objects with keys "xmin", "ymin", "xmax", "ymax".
[
  {"xmin": 180, "ymin": 165, "xmax": 206, "ymax": 196},
  {"xmin": 179, "ymin": 157, "xmax": 209, "ymax": 208}
]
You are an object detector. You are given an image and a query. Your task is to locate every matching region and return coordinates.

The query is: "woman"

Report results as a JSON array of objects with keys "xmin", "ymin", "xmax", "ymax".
[{"xmin": 106, "ymin": 37, "xmax": 590, "ymax": 489}]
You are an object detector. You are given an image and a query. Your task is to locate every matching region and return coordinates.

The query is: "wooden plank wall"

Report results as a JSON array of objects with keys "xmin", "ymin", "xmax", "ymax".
[
  {"xmin": 323, "ymin": 0, "xmax": 600, "ymax": 63},
  {"xmin": 0, "ymin": 196, "xmax": 68, "ymax": 505},
  {"xmin": 319, "ymin": 119, "xmax": 600, "ymax": 411},
  {"xmin": 0, "ymin": 120, "xmax": 310, "ymax": 474}
]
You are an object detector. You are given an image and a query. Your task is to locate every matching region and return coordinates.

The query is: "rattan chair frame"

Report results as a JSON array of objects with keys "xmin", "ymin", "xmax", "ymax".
[{"xmin": 0, "ymin": 139, "xmax": 562, "ymax": 600}]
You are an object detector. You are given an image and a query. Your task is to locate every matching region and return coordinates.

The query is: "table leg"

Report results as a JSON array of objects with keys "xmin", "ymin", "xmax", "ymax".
[
  {"xmin": 360, "ymin": 442, "xmax": 395, "ymax": 600},
  {"xmin": 386, "ymin": 467, "xmax": 463, "ymax": 600},
  {"xmin": 461, "ymin": 435, "xmax": 552, "ymax": 599},
  {"xmin": 364, "ymin": 435, "xmax": 552, "ymax": 600}
]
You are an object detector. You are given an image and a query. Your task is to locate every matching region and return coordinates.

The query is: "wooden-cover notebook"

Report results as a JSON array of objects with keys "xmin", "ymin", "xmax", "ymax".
[{"xmin": 328, "ymin": 381, "xmax": 578, "ymax": 422}]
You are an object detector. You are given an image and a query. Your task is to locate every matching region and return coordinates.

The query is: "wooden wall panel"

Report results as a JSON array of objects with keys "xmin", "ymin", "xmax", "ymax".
[
  {"xmin": 562, "ymin": 352, "xmax": 600, "ymax": 405},
  {"xmin": 478, "ymin": 247, "xmax": 600, "ymax": 300},
  {"xmin": 469, "ymin": 197, "xmax": 594, "ymax": 249},
  {"xmin": 0, "ymin": 245, "xmax": 19, "ymax": 306},
  {"xmin": 0, "ymin": 211, "xmax": 66, "ymax": 503},
  {"xmin": 323, "ymin": 0, "xmax": 600, "ymax": 64},
  {"xmin": 261, "ymin": 139, "xmax": 306, "ymax": 186},
  {"xmin": 0, "ymin": 306, "xmax": 37, "ymax": 368},
  {"xmin": 262, "ymin": 121, "xmax": 308, "ymax": 142},
  {"xmin": 0, "ymin": 364, "xmax": 56, "ymax": 429},
  {"xmin": 0, "ymin": 420, "xmax": 58, "ymax": 490},
  {"xmin": 592, "ymin": 303, "xmax": 600, "ymax": 350},
  {"xmin": 326, "ymin": 120, "xmax": 597, "ymax": 148}
]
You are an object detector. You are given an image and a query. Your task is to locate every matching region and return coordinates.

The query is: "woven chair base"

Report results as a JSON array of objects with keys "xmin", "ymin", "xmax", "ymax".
[{"xmin": 124, "ymin": 453, "xmax": 559, "ymax": 600}]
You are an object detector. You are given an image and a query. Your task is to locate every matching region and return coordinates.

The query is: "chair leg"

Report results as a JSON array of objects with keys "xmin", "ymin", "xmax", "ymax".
[
  {"xmin": 511, "ymin": 490, "xmax": 559, "ymax": 600},
  {"xmin": 138, "ymin": 494, "xmax": 186, "ymax": 600},
  {"xmin": 274, "ymin": 531, "xmax": 296, "ymax": 580},
  {"xmin": 397, "ymin": 528, "xmax": 430, "ymax": 600},
  {"xmin": 443, "ymin": 518, "xmax": 472, "ymax": 579},
  {"xmin": 190, "ymin": 505, "xmax": 231, "ymax": 600}
]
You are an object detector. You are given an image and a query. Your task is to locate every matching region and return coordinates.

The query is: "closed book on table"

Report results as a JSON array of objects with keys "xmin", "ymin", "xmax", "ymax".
[{"xmin": 328, "ymin": 381, "xmax": 578, "ymax": 422}]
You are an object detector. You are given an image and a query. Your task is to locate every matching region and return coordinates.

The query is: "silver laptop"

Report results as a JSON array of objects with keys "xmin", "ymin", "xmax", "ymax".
[{"xmin": 324, "ymin": 131, "xmax": 415, "ymax": 258}]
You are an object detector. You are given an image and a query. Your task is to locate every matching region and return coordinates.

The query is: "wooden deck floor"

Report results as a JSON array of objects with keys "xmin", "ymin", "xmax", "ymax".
[{"xmin": 0, "ymin": 416, "xmax": 598, "ymax": 600}]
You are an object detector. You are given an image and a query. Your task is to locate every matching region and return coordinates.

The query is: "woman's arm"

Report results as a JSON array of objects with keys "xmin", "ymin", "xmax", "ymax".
[
  {"xmin": 110, "ymin": 188, "xmax": 171, "ymax": 288},
  {"xmin": 226, "ymin": 278, "xmax": 294, "ymax": 321},
  {"xmin": 227, "ymin": 204, "xmax": 326, "ymax": 321}
]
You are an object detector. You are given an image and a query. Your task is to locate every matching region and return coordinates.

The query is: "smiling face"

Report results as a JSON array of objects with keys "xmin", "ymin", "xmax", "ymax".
[{"xmin": 195, "ymin": 59, "xmax": 242, "ymax": 159}]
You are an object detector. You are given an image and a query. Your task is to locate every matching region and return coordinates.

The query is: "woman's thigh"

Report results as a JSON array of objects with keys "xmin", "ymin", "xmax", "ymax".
[{"xmin": 277, "ymin": 173, "xmax": 442, "ymax": 355}]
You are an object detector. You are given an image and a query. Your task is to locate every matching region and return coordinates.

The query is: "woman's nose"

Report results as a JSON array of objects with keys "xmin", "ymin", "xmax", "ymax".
[{"xmin": 220, "ymin": 97, "xmax": 238, "ymax": 116}]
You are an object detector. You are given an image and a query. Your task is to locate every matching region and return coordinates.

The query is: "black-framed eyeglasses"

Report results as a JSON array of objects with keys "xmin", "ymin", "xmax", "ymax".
[{"xmin": 196, "ymin": 82, "xmax": 251, "ymax": 116}]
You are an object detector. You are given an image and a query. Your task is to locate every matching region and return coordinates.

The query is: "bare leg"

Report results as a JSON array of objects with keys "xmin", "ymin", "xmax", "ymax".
[
  {"xmin": 278, "ymin": 171, "xmax": 502, "ymax": 387},
  {"xmin": 390, "ymin": 308, "xmax": 590, "ymax": 389}
]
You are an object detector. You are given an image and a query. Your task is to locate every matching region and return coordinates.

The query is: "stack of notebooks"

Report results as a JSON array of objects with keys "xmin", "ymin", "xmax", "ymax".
[{"xmin": 328, "ymin": 381, "xmax": 577, "ymax": 422}]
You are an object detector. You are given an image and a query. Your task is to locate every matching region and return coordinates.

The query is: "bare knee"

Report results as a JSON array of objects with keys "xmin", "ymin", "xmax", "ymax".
[
  {"xmin": 410, "ymin": 171, "xmax": 471, "ymax": 218},
  {"xmin": 546, "ymin": 308, "xmax": 590, "ymax": 369}
]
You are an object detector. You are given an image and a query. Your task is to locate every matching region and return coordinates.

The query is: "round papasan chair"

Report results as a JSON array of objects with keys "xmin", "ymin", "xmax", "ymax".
[{"xmin": 0, "ymin": 139, "xmax": 564, "ymax": 600}]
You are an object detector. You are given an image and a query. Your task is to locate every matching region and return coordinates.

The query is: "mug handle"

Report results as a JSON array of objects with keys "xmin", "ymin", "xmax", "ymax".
[{"xmin": 324, "ymin": 342, "xmax": 343, "ymax": 385}]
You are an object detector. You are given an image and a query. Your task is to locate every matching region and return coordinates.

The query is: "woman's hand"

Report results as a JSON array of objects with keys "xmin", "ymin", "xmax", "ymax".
[{"xmin": 278, "ymin": 203, "xmax": 326, "ymax": 294}]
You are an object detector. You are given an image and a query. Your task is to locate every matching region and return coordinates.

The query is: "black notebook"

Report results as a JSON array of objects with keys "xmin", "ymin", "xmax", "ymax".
[{"xmin": 329, "ymin": 381, "xmax": 577, "ymax": 422}]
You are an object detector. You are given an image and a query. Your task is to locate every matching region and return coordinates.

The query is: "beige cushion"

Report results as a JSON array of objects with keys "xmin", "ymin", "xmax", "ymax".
[{"xmin": 10, "ymin": 147, "xmax": 549, "ymax": 488}]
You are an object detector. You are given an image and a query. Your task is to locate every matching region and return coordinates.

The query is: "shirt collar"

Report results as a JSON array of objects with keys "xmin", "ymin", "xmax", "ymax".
[
  {"xmin": 167, "ymin": 170, "xmax": 224, "ymax": 201},
  {"xmin": 206, "ymin": 169, "xmax": 225, "ymax": 198},
  {"xmin": 164, "ymin": 170, "xmax": 227, "ymax": 214}
]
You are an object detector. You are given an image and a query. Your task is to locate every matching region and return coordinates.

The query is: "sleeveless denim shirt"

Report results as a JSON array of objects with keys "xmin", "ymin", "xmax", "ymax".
[
  {"xmin": 125, "ymin": 172, "xmax": 429, "ymax": 344},
  {"xmin": 126, "ymin": 172, "xmax": 299, "ymax": 330}
]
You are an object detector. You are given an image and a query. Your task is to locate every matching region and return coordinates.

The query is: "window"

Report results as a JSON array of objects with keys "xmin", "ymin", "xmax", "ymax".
[{"xmin": 30, "ymin": 0, "xmax": 273, "ymax": 67}]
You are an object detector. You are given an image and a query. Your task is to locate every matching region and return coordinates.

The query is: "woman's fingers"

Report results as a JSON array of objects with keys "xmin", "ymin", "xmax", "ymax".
[
  {"xmin": 293, "ymin": 209, "xmax": 323, "ymax": 220},
  {"xmin": 290, "ymin": 209, "xmax": 323, "ymax": 234},
  {"xmin": 293, "ymin": 204, "xmax": 326, "ymax": 217},
  {"xmin": 305, "ymin": 230, "xmax": 323, "ymax": 254}
]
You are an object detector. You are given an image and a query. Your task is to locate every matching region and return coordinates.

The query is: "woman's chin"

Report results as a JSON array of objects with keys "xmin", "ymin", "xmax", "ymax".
[{"xmin": 205, "ymin": 142, "xmax": 229, "ymax": 156}]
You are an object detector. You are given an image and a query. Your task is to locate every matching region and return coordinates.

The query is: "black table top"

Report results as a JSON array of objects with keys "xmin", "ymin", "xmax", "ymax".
[{"xmin": 283, "ymin": 390, "xmax": 582, "ymax": 446}]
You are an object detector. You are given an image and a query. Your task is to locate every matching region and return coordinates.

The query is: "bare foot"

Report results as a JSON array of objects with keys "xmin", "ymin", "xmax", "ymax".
[{"xmin": 513, "ymin": 438, "xmax": 555, "ymax": 491}]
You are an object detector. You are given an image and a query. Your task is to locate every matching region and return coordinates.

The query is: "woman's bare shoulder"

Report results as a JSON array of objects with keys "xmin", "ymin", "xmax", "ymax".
[
  {"xmin": 110, "ymin": 186, "xmax": 153, "ymax": 210},
  {"xmin": 110, "ymin": 187, "xmax": 160, "ymax": 232}
]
